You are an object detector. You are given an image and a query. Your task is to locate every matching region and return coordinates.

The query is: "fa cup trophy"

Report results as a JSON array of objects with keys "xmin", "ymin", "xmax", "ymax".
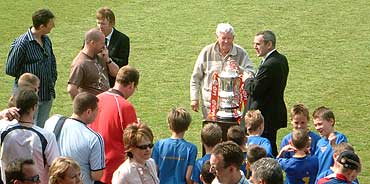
[{"xmin": 208, "ymin": 60, "xmax": 247, "ymax": 121}]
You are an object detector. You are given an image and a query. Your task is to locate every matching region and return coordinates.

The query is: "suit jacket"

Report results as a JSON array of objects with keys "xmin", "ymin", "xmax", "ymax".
[
  {"xmin": 244, "ymin": 50, "xmax": 289, "ymax": 131},
  {"xmin": 108, "ymin": 28, "xmax": 130, "ymax": 87}
]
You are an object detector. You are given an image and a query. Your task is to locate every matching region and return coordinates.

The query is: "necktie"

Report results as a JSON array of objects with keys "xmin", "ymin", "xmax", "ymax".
[{"xmin": 105, "ymin": 38, "xmax": 108, "ymax": 46}]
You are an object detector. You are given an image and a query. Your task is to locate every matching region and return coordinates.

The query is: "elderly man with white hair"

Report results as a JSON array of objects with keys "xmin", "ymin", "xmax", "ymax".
[{"xmin": 190, "ymin": 23, "xmax": 254, "ymax": 119}]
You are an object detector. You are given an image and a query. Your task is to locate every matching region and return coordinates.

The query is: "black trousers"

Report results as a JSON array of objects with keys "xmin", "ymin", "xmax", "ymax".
[{"xmin": 261, "ymin": 129, "xmax": 278, "ymax": 157}]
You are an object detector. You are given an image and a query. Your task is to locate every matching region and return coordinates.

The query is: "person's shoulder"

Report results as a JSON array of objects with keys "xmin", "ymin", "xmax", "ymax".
[
  {"xmin": 334, "ymin": 131, "xmax": 348, "ymax": 143},
  {"xmin": 113, "ymin": 28, "xmax": 129, "ymax": 38},
  {"xmin": 233, "ymin": 43, "xmax": 247, "ymax": 53}
]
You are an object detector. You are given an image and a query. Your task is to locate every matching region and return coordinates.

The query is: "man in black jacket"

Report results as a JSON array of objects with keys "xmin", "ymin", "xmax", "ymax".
[
  {"xmin": 96, "ymin": 7, "xmax": 130, "ymax": 87},
  {"xmin": 244, "ymin": 30, "xmax": 289, "ymax": 157}
]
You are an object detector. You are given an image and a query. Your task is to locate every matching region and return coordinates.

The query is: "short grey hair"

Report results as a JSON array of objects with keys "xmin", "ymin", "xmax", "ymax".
[
  {"xmin": 216, "ymin": 23, "xmax": 235, "ymax": 37},
  {"xmin": 251, "ymin": 158, "xmax": 283, "ymax": 184},
  {"xmin": 256, "ymin": 30, "xmax": 276, "ymax": 48}
]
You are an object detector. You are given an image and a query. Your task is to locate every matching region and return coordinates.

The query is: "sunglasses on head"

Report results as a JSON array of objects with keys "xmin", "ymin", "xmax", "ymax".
[
  {"xmin": 22, "ymin": 174, "xmax": 40, "ymax": 183},
  {"xmin": 136, "ymin": 143, "xmax": 154, "ymax": 150}
]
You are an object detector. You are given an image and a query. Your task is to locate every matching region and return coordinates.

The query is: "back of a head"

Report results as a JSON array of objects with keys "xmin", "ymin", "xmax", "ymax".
[
  {"xmin": 337, "ymin": 151, "xmax": 361, "ymax": 173},
  {"xmin": 201, "ymin": 123, "xmax": 222, "ymax": 148},
  {"xmin": 200, "ymin": 160, "xmax": 215, "ymax": 184},
  {"xmin": 212, "ymin": 141, "xmax": 243, "ymax": 169},
  {"xmin": 73, "ymin": 92, "xmax": 99, "ymax": 115},
  {"xmin": 333, "ymin": 142, "xmax": 354, "ymax": 155},
  {"xmin": 116, "ymin": 65, "xmax": 140, "ymax": 87},
  {"xmin": 290, "ymin": 103, "xmax": 309, "ymax": 121},
  {"xmin": 246, "ymin": 144, "xmax": 267, "ymax": 164},
  {"xmin": 6, "ymin": 159, "xmax": 35, "ymax": 184},
  {"xmin": 49, "ymin": 157, "xmax": 80, "ymax": 184},
  {"xmin": 227, "ymin": 125, "xmax": 246, "ymax": 146},
  {"xmin": 251, "ymin": 157, "xmax": 283, "ymax": 184},
  {"xmin": 245, "ymin": 110, "xmax": 264, "ymax": 133},
  {"xmin": 291, "ymin": 129, "xmax": 309, "ymax": 150},
  {"xmin": 32, "ymin": 8, "xmax": 54, "ymax": 29},
  {"xmin": 312, "ymin": 106, "xmax": 335, "ymax": 122},
  {"xmin": 216, "ymin": 23, "xmax": 235, "ymax": 37},
  {"xmin": 15, "ymin": 87, "xmax": 38, "ymax": 116},
  {"xmin": 123, "ymin": 123, "xmax": 154, "ymax": 158},
  {"xmin": 18, "ymin": 73, "xmax": 40, "ymax": 88},
  {"xmin": 96, "ymin": 7, "xmax": 115, "ymax": 26},
  {"xmin": 168, "ymin": 107, "xmax": 191, "ymax": 134}
]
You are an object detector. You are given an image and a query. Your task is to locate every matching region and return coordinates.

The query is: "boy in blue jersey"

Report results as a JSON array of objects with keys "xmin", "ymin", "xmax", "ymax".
[
  {"xmin": 277, "ymin": 129, "xmax": 318, "ymax": 184},
  {"xmin": 199, "ymin": 160, "xmax": 215, "ymax": 184},
  {"xmin": 315, "ymin": 142, "xmax": 359, "ymax": 184},
  {"xmin": 191, "ymin": 123, "xmax": 222, "ymax": 184},
  {"xmin": 317, "ymin": 151, "xmax": 361, "ymax": 184},
  {"xmin": 244, "ymin": 110, "xmax": 273, "ymax": 157},
  {"xmin": 152, "ymin": 107, "xmax": 197, "ymax": 184},
  {"xmin": 313, "ymin": 106, "xmax": 348, "ymax": 176},
  {"xmin": 245, "ymin": 144, "xmax": 267, "ymax": 179},
  {"xmin": 280, "ymin": 104, "xmax": 321, "ymax": 158},
  {"xmin": 226, "ymin": 125, "xmax": 248, "ymax": 175}
]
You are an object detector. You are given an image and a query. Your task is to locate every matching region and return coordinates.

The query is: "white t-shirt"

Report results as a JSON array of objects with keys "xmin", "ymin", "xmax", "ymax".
[{"xmin": 0, "ymin": 119, "xmax": 59, "ymax": 184}]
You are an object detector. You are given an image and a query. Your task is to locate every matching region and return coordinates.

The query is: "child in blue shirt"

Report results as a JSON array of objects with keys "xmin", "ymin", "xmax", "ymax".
[
  {"xmin": 152, "ymin": 107, "xmax": 198, "ymax": 184},
  {"xmin": 277, "ymin": 129, "xmax": 318, "ymax": 184},
  {"xmin": 191, "ymin": 123, "xmax": 222, "ymax": 184},
  {"xmin": 315, "ymin": 142, "xmax": 359, "ymax": 184},
  {"xmin": 226, "ymin": 125, "xmax": 248, "ymax": 175},
  {"xmin": 312, "ymin": 106, "xmax": 348, "ymax": 176},
  {"xmin": 280, "ymin": 104, "xmax": 320, "ymax": 158},
  {"xmin": 317, "ymin": 151, "xmax": 361, "ymax": 184},
  {"xmin": 244, "ymin": 110, "xmax": 273, "ymax": 157}
]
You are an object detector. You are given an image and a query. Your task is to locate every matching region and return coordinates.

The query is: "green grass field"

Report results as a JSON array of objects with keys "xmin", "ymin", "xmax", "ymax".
[{"xmin": 1, "ymin": 0, "xmax": 369, "ymax": 181}]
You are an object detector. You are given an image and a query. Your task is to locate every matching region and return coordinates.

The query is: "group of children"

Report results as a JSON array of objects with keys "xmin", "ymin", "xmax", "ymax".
[
  {"xmin": 0, "ymin": 73, "xmax": 361, "ymax": 184},
  {"xmin": 151, "ymin": 104, "xmax": 361, "ymax": 184}
]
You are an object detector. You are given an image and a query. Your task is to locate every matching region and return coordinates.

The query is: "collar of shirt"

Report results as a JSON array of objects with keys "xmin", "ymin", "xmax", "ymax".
[
  {"xmin": 214, "ymin": 42, "xmax": 238, "ymax": 59},
  {"xmin": 262, "ymin": 49, "xmax": 276, "ymax": 63},
  {"xmin": 105, "ymin": 28, "xmax": 114, "ymax": 46}
]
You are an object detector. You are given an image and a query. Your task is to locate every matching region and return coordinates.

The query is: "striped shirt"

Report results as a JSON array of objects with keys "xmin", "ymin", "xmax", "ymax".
[{"xmin": 6, "ymin": 27, "xmax": 57, "ymax": 101}]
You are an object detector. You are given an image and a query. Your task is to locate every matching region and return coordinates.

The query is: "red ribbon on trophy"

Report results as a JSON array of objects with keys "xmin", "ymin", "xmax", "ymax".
[{"xmin": 208, "ymin": 72, "xmax": 219, "ymax": 120}]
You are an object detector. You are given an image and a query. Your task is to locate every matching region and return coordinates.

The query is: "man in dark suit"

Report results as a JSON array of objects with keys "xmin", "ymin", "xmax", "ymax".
[
  {"xmin": 244, "ymin": 30, "xmax": 289, "ymax": 157},
  {"xmin": 96, "ymin": 7, "xmax": 130, "ymax": 87}
]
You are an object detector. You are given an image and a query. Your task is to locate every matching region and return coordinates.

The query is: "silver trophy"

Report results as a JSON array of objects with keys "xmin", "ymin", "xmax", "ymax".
[{"xmin": 216, "ymin": 62, "xmax": 241, "ymax": 120}]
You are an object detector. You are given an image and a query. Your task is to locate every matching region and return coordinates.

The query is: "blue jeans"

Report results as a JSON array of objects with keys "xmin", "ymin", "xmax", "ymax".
[{"xmin": 34, "ymin": 98, "xmax": 53, "ymax": 128}]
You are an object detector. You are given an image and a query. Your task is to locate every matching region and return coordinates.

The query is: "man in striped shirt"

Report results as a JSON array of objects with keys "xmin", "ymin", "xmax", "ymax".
[{"xmin": 5, "ymin": 9, "xmax": 57, "ymax": 128}]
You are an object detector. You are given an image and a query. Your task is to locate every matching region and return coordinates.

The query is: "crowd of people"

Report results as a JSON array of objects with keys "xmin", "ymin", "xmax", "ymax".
[{"xmin": 0, "ymin": 6, "xmax": 362, "ymax": 184}]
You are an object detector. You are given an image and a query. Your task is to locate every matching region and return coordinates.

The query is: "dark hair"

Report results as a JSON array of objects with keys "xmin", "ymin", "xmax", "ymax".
[
  {"xmin": 201, "ymin": 123, "xmax": 222, "ymax": 147},
  {"xmin": 96, "ymin": 7, "xmax": 115, "ymax": 26},
  {"xmin": 167, "ymin": 107, "xmax": 191, "ymax": 133},
  {"xmin": 116, "ymin": 66, "xmax": 140, "ymax": 87},
  {"xmin": 123, "ymin": 123, "xmax": 154, "ymax": 158},
  {"xmin": 337, "ymin": 151, "xmax": 361, "ymax": 172},
  {"xmin": 6, "ymin": 159, "xmax": 35, "ymax": 184},
  {"xmin": 251, "ymin": 158, "xmax": 283, "ymax": 184},
  {"xmin": 312, "ymin": 106, "xmax": 335, "ymax": 122},
  {"xmin": 200, "ymin": 160, "xmax": 215, "ymax": 184},
  {"xmin": 212, "ymin": 141, "xmax": 243, "ymax": 168},
  {"xmin": 291, "ymin": 129, "xmax": 309, "ymax": 150},
  {"xmin": 73, "ymin": 92, "xmax": 99, "ymax": 115},
  {"xmin": 32, "ymin": 9, "xmax": 55, "ymax": 29},
  {"xmin": 256, "ymin": 30, "xmax": 276, "ymax": 48},
  {"xmin": 227, "ymin": 125, "xmax": 246, "ymax": 146},
  {"xmin": 246, "ymin": 144, "xmax": 267, "ymax": 164},
  {"xmin": 15, "ymin": 87, "xmax": 38, "ymax": 116}
]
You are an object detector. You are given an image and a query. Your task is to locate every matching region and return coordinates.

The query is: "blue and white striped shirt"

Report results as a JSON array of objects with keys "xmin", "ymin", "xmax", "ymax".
[{"xmin": 6, "ymin": 28, "xmax": 57, "ymax": 101}]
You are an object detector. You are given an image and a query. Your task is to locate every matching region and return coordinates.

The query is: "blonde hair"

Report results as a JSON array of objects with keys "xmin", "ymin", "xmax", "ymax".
[
  {"xmin": 49, "ymin": 157, "xmax": 81, "ymax": 184},
  {"xmin": 245, "ymin": 110, "xmax": 264, "ymax": 132}
]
